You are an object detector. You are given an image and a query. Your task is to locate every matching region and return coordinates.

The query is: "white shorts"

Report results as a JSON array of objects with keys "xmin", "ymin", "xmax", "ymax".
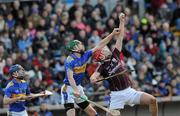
[
  {"xmin": 109, "ymin": 87, "xmax": 143, "ymax": 110},
  {"xmin": 61, "ymin": 84, "xmax": 87, "ymax": 104},
  {"xmin": 8, "ymin": 110, "xmax": 28, "ymax": 116}
]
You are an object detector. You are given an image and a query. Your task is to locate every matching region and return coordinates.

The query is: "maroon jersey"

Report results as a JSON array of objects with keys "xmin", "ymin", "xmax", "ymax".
[{"xmin": 97, "ymin": 48, "xmax": 132, "ymax": 91}]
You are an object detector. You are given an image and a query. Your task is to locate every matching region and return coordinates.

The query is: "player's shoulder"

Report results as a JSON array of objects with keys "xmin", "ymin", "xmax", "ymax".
[
  {"xmin": 5, "ymin": 81, "xmax": 14, "ymax": 89},
  {"xmin": 65, "ymin": 56, "xmax": 74, "ymax": 63},
  {"xmin": 66, "ymin": 56, "xmax": 74, "ymax": 62}
]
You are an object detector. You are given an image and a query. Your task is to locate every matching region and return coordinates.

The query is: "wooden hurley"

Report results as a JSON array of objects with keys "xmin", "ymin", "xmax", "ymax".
[
  {"xmin": 95, "ymin": 69, "xmax": 133, "ymax": 83},
  {"xmin": 79, "ymin": 96, "xmax": 120, "ymax": 116}
]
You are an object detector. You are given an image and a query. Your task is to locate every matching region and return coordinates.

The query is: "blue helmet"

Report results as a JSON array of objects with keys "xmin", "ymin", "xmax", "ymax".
[{"xmin": 9, "ymin": 64, "xmax": 22, "ymax": 75}]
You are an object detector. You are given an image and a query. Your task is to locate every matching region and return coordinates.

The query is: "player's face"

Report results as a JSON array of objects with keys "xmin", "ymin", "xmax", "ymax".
[
  {"xmin": 15, "ymin": 66, "xmax": 26, "ymax": 80},
  {"xmin": 78, "ymin": 42, "xmax": 85, "ymax": 51},
  {"xmin": 101, "ymin": 47, "xmax": 112, "ymax": 60},
  {"xmin": 74, "ymin": 42, "xmax": 85, "ymax": 52}
]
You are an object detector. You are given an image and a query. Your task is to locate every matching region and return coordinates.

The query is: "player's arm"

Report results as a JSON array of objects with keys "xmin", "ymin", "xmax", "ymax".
[
  {"xmin": 3, "ymin": 96, "xmax": 23, "ymax": 105},
  {"xmin": 3, "ymin": 96, "xmax": 18, "ymax": 105},
  {"xmin": 92, "ymin": 28, "xmax": 121, "ymax": 53},
  {"xmin": 115, "ymin": 13, "xmax": 126, "ymax": 52},
  {"xmin": 67, "ymin": 68, "xmax": 80, "ymax": 97},
  {"xmin": 25, "ymin": 93, "xmax": 39, "ymax": 99},
  {"xmin": 90, "ymin": 72, "xmax": 102, "ymax": 84},
  {"xmin": 3, "ymin": 87, "xmax": 26, "ymax": 105},
  {"xmin": 25, "ymin": 84, "xmax": 46, "ymax": 99}
]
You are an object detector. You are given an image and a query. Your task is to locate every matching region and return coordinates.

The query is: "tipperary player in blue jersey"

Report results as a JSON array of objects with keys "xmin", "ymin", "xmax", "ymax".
[
  {"xmin": 3, "ymin": 64, "xmax": 45, "ymax": 116},
  {"xmin": 61, "ymin": 28, "xmax": 121, "ymax": 116}
]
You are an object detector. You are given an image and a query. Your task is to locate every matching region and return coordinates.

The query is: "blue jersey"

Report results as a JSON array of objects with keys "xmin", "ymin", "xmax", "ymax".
[
  {"xmin": 63, "ymin": 50, "xmax": 92, "ymax": 85},
  {"xmin": 4, "ymin": 79, "xmax": 30, "ymax": 112}
]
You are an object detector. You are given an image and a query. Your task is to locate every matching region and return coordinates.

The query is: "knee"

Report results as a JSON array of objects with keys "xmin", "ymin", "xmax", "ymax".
[
  {"xmin": 150, "ymin": 97, "xmax": 157, "ymax": 105},
  {"xmin": 149, "ymin": 96, "xmax": 158, "ymax": 114},
  {"xmin": 87, "ymin": 111, "xmax": 98, "ymax": 116},
  {"xmin": 149, "ymin": 96, "xmax": 158, "ymax": 110},
  {"xmin": 64, "ymin": 103, "xmax": 74, "ymax": 112},
  {"xmin": 88, "ymin": 108, "xmax": 98, "ymax": 116}
]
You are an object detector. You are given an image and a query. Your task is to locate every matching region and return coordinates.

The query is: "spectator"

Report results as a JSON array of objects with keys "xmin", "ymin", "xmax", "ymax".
[
  {"xmin": 106, "ymin": 18, "xmax": 115, "ymax": 33},
  {"xmin": 16, "ymin": 10, "xmax": 27, "ymax": 27},
  {"xmin": 0, "ymin": 13, "xmax": 5, "ymax": 32},
  {"xmin": 83, "ymin": 0, "xmax": 94, "ymax": 19},
  {"xmin": 38, "ymin": 103, "xmax": 53, "ymax": 116},
  {"xmin": 28, "ymin": 7, "xmax": 42, "ymax": 27},
  {"xmin": 89, "ymin": 30, "xmax": 101, "ymax": 46},
  {"xmin": 59, "ymin": 12, "xmax": 69, "ymax": 36},
  {"xmin": 0, "ymin": 42, "xmax": 5, "ymax": 75},
  {"xmin": 6, "ymin": 12, "xmax": 15, "ymax": 30},
  {"xmin": 11, "ymin": 0, "xmax": 21, "ymax": 19},
  {"xmin": 3, "ymin": 56, "xmax": 13, "ymax": 77},
  {"xmin": 68, "ymin": 0, "xmax": 81, "ymax": 20},
  {"xmin": 94, "ymin": 0, "xmax": 107, "ymax": 19},
  {"xmin": 145, "ymin": 37, "xmax": 159, "ymax": 56},
  {"xmin": 41, "ymin": 59, "xmax": 54, "ymax": 86},
  {"xmin": 74, "ymin": 9, "xmax": 86, "ymax": 31},
  {"xmin": 15, "ymin": 52, "xmax": 32, "ymax": 70},
  {"xmin": 0, "ymin": 32, "xmax": 12, "ymax": 52}
]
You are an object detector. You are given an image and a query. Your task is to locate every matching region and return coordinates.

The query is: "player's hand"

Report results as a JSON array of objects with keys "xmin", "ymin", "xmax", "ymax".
[
  {"xmin": 119, "ymin": 13, "xmax": 126, "ymax": 22},
  {"xmin": 73, "ymin": 89, "xmax": 80, "ymax": 98},
  {"xmin": 26, "ymin": 95, "xmax": 34, "ymax": 100},
  {"xmin": 40, "ymin": 91, "xmax": 46, "ymax": 96},
  {"xmin": 32, "ymin": 91, "xmax": 47, "ymax": 99},
  {"xmin": 111, "ymin": 28, "xmax": 121, "ymax": 36},
  {"xmin": 90, "ymin": 77, "xmax": 97, "ymax": 84},
  {"xmin": 17, "ymin": 95, "xmax": 28, "ymax": 101}
]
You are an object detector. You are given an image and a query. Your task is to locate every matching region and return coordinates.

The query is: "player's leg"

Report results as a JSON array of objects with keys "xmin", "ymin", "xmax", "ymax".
[
  {"xmin": 61, "ymin": 84, "xmax": 76, "ymax": 116},
  {"xmin": 128, "ymin": 88, "xmax": 158, "ymax": 116},
  {"xmin": 107, "ymin": 90, "xmax": 126, "ymax": 116},
  {"xmin": 77, "ymin": 101, "xmax": 99, "ymax": 116},
  {"xmin": 139, "ymin": 92, "xmax": 158, "ymax": 116},
  {"xmin": 64, "ymin": 103, "xmax": 76, "ymax": 116},
  {"xmin": 76, "ymin": 85, "xmax": 99, "ymax": 116}
]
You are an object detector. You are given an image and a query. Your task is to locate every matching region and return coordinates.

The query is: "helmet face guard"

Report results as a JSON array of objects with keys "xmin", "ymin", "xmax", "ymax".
[
  {"xmin": 93, "ymin": 49, "xmax": 105, "ymax": 62},
  {"xmin": 93, "ymin": 47, "xmax": 111, "ymax": 62}
]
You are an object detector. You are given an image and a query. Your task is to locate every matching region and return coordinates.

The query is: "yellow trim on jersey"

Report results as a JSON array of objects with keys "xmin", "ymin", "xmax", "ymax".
[
  {"xmin": 74, "ymin": 64, "xmax": 87, "ymax": 74},
  {"xmin": 21, "ymin": 80, "xmax": 26, "ymax": 83},
  {"xmin": 5, "ymin": 81, "xmax": 14, "ymax": 88},
  {"xmin": 11, "ymin": 93, "xmax": 26, "ymax": 98},
  {"xmin": 5, "ymin": 80, "xmax": 26, "ymax": 89},
  {"xmin": 67, "ymin": 56, "xmax": 74, "ymax": 62}
]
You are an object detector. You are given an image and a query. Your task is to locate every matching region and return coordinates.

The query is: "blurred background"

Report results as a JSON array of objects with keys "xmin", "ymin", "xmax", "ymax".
[{"xmin": 0, "ymin": 0, "xmax": 179, "ymax": 116}]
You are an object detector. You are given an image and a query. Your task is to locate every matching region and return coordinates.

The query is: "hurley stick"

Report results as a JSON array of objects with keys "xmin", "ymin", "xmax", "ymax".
[{"xmin": 95, "ymin": 69, "xmax": 131, "ymax": 83}]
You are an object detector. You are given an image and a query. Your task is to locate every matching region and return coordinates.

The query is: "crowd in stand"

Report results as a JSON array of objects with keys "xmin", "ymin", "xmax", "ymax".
[{"xmin": 0, "ymin": 0, "xmax": 180, "ymax": 109}]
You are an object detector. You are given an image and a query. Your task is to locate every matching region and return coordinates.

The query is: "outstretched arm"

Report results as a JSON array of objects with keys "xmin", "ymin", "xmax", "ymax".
[
  {"xmin": 3, "ymin": 96, "xmax": 22, "ymax": 105},
  {"xmin": 115, "ymin": 13, "xmax": 126, "ymax": 52},
  {"xmin": 92, "ymin": 28, "xmax": 121, "ymax": 53}
]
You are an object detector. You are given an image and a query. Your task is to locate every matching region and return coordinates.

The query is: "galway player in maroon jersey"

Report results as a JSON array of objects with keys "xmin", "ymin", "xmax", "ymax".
[{"xmin": 90, "ymin": 13, "xmax": 158, "ymax": 116}]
